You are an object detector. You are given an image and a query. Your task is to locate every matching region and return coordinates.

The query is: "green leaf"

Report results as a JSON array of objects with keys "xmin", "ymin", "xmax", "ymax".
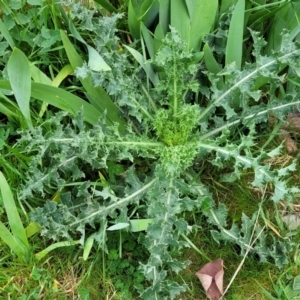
[
  {"xmin": 93, "ymin": 0, "xmax": 118, "ymax": 13},
  {"xmin": 203, "ymin": 43, "xmax": 224, "ymax": 89},
  {"xmin": 0, "ymin": 80, "xmax": 102, "ymax": 125},
  {"xmin": 40, "ymin": 27, "xmax": 61, "ymax": 48},
  {"xmin": 35, "ymin": 240, "xmax": 80, "ymax": 261},
  {"xmin": 87, "ymin": 46, "xmax": 111, "ymax": 72},
  {"xmin": 27, "ymin": 0, "xmax": 43, "ymax": 5},
  {"xmin": 0, "ymin": 172, "xmax": 29, "ymax": 248},
  {"xmin": 220, "ymin": 0, "xmax": 237, "ymax": 15},
  {"xmin": 170, "ymin": 0, "xmax": 190, "ymax": 48},
  {"xmin": 0, "ymin": 89, "xmax": 18, "ymax": 117},
  {"xmin": 124, "ymin": 45, "xmax": 159, "ymax": 86},
  {"xmin": 130, "ymin": 219, "xmax": 153, "ymax": 232},
  {"xmin": 66, "ymin": 22, "xmax": 111, "ymax": 72},
  {"xmin": 0, "ymin": 222, "xmax": 29, "ymax": 261},
  {"xmin": 0, "ymin": 18, "xmax": 14, "ymax": 49},
  {"xmin": 187, "ymin": 0, "xmax": 218, "ymax": 51},
  {"xmin": 60, "ymin": 30, "xmax": 126, "ymax": 130},
  {"xmin": 265, "ymin": 2, "xmax": 300, "ymax": 54},
  {"xmin": 293, "ymin": 275, "xmax": 300, "ymax": 290},
  {"xmin": 158, "ymin": 0, "xmax": 170, "ymax": 34},
  {"xmin": 107, "ymin": 223, "xmax": 130, "ymax": 231},
  {"xmin": 128, "ymin": 0, "xmax": 141, "ymax": 39},
  {"xmin": 25, "ymin": 222, "xmax": 41, "ymax": 238},
  {"xmin": 225, "ymin": 0, "xmax": 245, "ymax": 69},
  {"xmin": 7, "ymin": 48, "xmax": 32, "ymax": 126},
  {"xmin": 141, "ymin": 23, "xmax": 155, "ymax": 59},
  {"xmin": 30, "ymin": 64, "xmax": 52, "ymax": 85},
  {"xmin": 83, "ymin": 233, "xmax": 96, "ymax": 261},
  {"xmin": 154, "ymin": 22, "xmax": 165, "ymax": 55},
  {"xmin": 52, "ymin": 65, "xmax": 74, "ymax": 87}
]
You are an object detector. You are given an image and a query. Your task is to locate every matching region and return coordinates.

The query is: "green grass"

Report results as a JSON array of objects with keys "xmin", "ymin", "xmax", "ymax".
[{"xmin": 0, "ymin": 172, "xmax": 291, "ymax": 300}]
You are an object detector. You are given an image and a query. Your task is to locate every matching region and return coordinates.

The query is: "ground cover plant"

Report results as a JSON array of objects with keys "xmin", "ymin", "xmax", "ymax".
[{"xmin": 1, "ymin": 0, "xmax": 300, "ymax": 299}]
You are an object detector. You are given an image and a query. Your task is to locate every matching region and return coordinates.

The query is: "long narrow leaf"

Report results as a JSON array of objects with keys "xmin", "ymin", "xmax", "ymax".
[
  {"xmin": 83, "ymin": 233, "xmax": 96, "ymax": 261},
  {"xmin": 124, "ymin": 45, "xmax": 159, "ymax": 86},
  {"xmin": 225, "ymin": 0, "xmax": 245, "ymax": 69},
  {"xmin": 0, "ymin": 18, "xmax": 14, "ymax": 49},
  {"xmin": 60, "ymin": 30, "xmax": 126, "ymax": 131},
  {"xmin": 67, "ymin": 22, "xmax": 111, "ymax": 72},
  {"xmin": 142, "ymin": 0, "xmax": 159, "ymax": 28},
  {"xmin": 141, "ymin": 23, "xmax": 155, "ymax": 59},
  {"xmin": 25, "ymin": 222, "xmax": 41, "ymax": 238},
  {"xmin": 187, "ymin": 0, "xmax": 218, "ymax": 51},
  {"xmin": 0, "ymin": 89, "xmax": 18, "ymax": 117},
  {"xmin": 0, "ymin": 102, "xmax": 17, "ymax": 117},
  {"xmin": 154, "ymin": 23, "xmax": 165, "ymax": 55},
  {"xmin": 52, "ymin": 65, "xmax": 74, "ymax": 87},
  {"xmin": 93, "ymin": 0, "xmax": 118, "ymax": 13},
  {"xmin": 0, "ymin": 222, "xmax": 28, "ymax": 260},
  {"xmin": 0, "ymin": 80, "xmax": 102, "ymax": 125},
  {"xmin": 30, "ymin": 64, "xmax": 52, "ymax": 85},
  {"xmin": 35, "ymin": 240, "xmax": 81, "ymax": 261},
  {"xmin": 265, "ymin": 2, "xmax": 300, "ymax": 54},
  {"xmin": 158, "ymin": 0, "xmax": 170, "ymax": 34},
  {"xmin": 7, "ymin": 48, "xmax": 32, "ymax": 126},
  {"xmin": 220, "ymin": 0, "xmax": 237, "ymax": 16},
  {"xmin": 203, "ymin": 43, "xmax": 224, "ymax": 89},
  {"xmin": 0, "ymin": 172, "xmax": 28, "ymax": 247},
  {"xmin": 171, "ymin": 0, "xmax": 190, "ymax": 48},
  {"xmin": 128, "ymin": 0, "xmax": 141, "ymax": 39}
]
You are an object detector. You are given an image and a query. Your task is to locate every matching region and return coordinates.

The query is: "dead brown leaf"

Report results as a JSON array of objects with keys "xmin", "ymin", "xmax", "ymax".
[{"xmin": 195, "ymin": 259, "xmax": 224, "ymax": 300}]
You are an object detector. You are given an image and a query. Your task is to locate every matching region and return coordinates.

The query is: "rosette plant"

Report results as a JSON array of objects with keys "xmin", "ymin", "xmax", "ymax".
[{"xmin": 8, "ymin": 12, "xmax": 300, "ymax": 299}]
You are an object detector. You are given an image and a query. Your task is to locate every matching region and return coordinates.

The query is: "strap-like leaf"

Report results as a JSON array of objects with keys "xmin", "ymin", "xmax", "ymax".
[{"xmin": 7, "ymin": 48, "xmax": 32, "ymax": 126}]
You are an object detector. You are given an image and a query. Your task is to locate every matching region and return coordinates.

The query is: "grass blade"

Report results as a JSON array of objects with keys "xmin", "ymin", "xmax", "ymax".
[
  {"xmin": 93, "ymin": 0, "xmax": 118, "ymax": 13},
  {"xmin": 0, "ymin": 172, "xmax": 29, "ymax": 248},
  {"xmin": 60, "ymin": 30, "xmax": 126, "ymax": 131},
  {"xmin": 0, "ymin": 222, "xmax": 28, "ymax": 261},
  {"xmin": 7, "ymin": 48, "xmax": 32, "ymax": 126},
  {"xmin": 30, "ymin": 64, "xmax": 52, "ymax": 85},
  {"xmin": 171, "ymin": 0, "xmax": 190, "ymax": 48},
  {"xmin": 0, "ymin": 18, "xmax": 14, "ymax": 49},
  {"xmin": 154, "ymin": 22, "xmax": 165, "ymax": 55},
  {"xmin": 203, "ymin": 44, "xmax": 220, "ymax": 73},
  {"xmin": 35, "ymin": 240, "xmax": 81, "ymax": 261},
  {"xmin": 265, "ymin": 2, "xmax": 300, "ymax": 54},
  {"xmin": 187, "ymin": 0, "xmax": 218, "ymax": 51},
  {"xmin": 83, "ymin": 233, "xmax": 96, "ymax": 261},
  {"xmin": 0, "ymin": 89, "xmax": 18, "ymax": 117},
  {"xmin": 128, "ymin": 0, "xmax": 141, "ymax": 39},
  {"xmin": 220, "ymin": 0, "xmax": 237, "ymax": 16},
  {"xmin": 0, "ymin": 80, "xmax": 102, "ymax": 125},
  {"xmin": 0, "ymin": 172, "xmax": 30, "ymax": 262},
  {"xmin": 0, "ymin": 102, "xmax": 17, "ymax": 117},
  {"xmin": 203, "ymin": 43, "xmax": 224, "ymax": 89},
  {"xmin": 225, "ymin": 0, "xmax": 245, "ymax": 69},
  {"xmin": 141, "ymin": 23, "xmax": 155, "ymax": 59},
  {"xmin": 158, "ymin": 0, "xmax": 170, "ymax": 34},
  {"xmin": 67, "ymin": 21, "xmax": 111, "ymax": 71},
  {"xmin": 25, "ymin": 222, "xmax": 41, "ymax": 238},
  {"xmin": 124, "ymin": 45, "xmax": 159, "ymax": 86}
]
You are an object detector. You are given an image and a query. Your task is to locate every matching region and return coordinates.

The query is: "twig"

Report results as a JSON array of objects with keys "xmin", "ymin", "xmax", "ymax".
[{"xmin": 221, "ymin": 186, "xmax": 267, "ymax": 298}]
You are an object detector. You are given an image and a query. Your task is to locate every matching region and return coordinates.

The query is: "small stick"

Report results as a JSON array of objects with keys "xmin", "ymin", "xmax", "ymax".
[{"xmin": 221, "ymin": 187, "xmax": 267, "ymax": 298}]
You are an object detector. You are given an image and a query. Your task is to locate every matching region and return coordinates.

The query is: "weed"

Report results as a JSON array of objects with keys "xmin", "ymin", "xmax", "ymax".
[{"xmin": 1, "ymin": 1, "xmax": 300, "ymax": 299}]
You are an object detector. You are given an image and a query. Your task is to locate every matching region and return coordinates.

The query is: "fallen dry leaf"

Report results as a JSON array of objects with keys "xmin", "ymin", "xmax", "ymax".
[{"xmin": 195, "ymin": 259, "xmax": 224, "ymax": 300}]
